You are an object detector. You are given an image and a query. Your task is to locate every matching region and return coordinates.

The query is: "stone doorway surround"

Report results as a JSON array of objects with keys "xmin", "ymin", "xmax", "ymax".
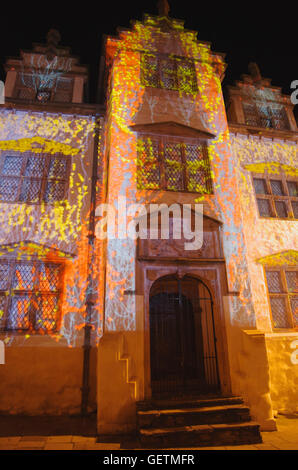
[{"xmin": 137, "ymin": 260, "xmax": 232, "ymax": 401}]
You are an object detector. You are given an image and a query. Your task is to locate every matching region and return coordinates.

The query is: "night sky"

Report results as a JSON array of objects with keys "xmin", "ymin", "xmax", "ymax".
[{"xmin": 0, "ymin": 1, "xmax": 297, "ymax": 115}]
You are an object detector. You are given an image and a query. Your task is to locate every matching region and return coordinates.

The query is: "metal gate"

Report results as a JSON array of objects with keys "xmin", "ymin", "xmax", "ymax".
[{"xmin": 149, "ymin": 274, "xmax": 220, "ymax": 396}]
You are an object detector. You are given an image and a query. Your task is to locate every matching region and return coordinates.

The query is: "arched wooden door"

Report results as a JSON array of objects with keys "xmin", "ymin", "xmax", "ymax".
[{"xmin": 149, "ymin": 274, "xmax": 220, "ymax": 396}]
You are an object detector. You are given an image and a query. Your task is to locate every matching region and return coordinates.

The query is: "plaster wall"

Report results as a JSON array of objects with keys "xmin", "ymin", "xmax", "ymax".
[
  {"xmin": 97, "ymin": 15, "xmax": 275, "ymax": 432},
  {"xmin": 0, "ymin": 109, "xmax": 99, "ymax": 414},
  {"xmin": 230, "ymin": 132, "xmax": 298, "ymax": 417}
]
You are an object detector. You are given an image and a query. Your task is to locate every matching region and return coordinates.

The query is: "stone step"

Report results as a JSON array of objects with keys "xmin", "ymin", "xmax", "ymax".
[
  {"xmin": 137, "ymin": 396, "xmax": 244, "ymax": 412},
  {"xmin": 139, "ymin": 421, "xmax": 262, "ymax": 448},
  {"xmin": 137, "ymin": 404, "xmax": 251, "ymax": 428}
]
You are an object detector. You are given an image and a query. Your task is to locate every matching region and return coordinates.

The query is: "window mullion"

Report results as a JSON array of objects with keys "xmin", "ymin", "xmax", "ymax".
[
  {"xmin": 281, "ymin": 173, "xmax": 291, "ymax": 218},
  {"xmin": 30, "ymin": 261, "xmax": 40, "ymax": 330},
  {"xmin": 40, "ymin": 154, "xmax": 49, "ymax": 202},
  {"xmin": 266, "ymin": 174, "xmax": 272, "ymax": 195},
  {"xmin": 63, "ymin": 158, "xmax": 71, "ymax": 200},
  {"xmin": 286, "ymin": 294, "xmax": 295, "ymax": 328},
  {"xmin": 5, "ymin": 260, "xmax": 15, "ymax": 329},
  {"xmin": 280, "ymin": 269, "xmax": 287, "ymax": 293},
  {"xmin": 55, "ymin": 265, "xmax": 62, "ymax": 331},
  {"xmin": 270, "ymin": 197, "xmax": 278, "ymax": 218},
  {"xmin": 267, "ymin": 105, "xmax": 274, "ymax": 128},
  {"xmin": 175, "ymin": 57, "xmax": 179, "ymax": 91},
  {"xmin": 255, "ymin": 102, "xmax": 261, "ymax": 127},
  {"xmin": 50, "ymin": 79, "xmax": 57, "ymax": 102},
  {"xmin": 159, "ymin": 138, "xmax": 165, "ymax": 189},
  {"xmin": 280, "ymin": 171, "xmax": 290, "ymax": 198},
  {"xmin": 281, "ymin": 269, "xmax": 294, "ymax": 328},
  {"xmin": 266, "ymin": 176, "xmax": 278, "ymax": 217},
  {"xmin": 17, "ymin": 153, "xmax": 28, "ymax": 202},
  {"xmin": 282, "ymin": 174, "xmax": 294, "ymax": 219},
  {"xmin": 158, "ymin": 56, "xmax": 162, "ymax": 89},
  {"xmin": 203, "ymin": 145, "xmax": 211, "ymax": 193},
  {"xmin": 181, "ymin": 143, "xmax": 187, "ymax": 191}
]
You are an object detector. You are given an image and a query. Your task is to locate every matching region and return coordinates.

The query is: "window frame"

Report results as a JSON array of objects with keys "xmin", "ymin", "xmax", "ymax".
[
  {"xmin": 264, "ymin": 266, "xmax": 298, "ymax": 331},
  {"xmin": 137, "ymin": 133, "xmax": 213, "ymax": 194},
  {"xmin": 0, "ymin": 257, "xmax": 63, "ymax": 333},
  {"xmin": 242, "ymin": 100, "xmax": 290, "ymax": 131},
  {"xmin": 141, "ymin": 53, "xmax": 198, "ymax": 94},
  {"xmin": 14, "ymin": 73, "xmax": 74, "ymax": 103},
  {"xmin": 0, "ymin": 151, "xmax": 71, "ymax": 205},
  {"xmin": 251, "ymin": 171, "xmax": 298, "ymax": 220}
]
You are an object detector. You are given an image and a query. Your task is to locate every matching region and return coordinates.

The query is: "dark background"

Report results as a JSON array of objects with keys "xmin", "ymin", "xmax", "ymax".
[{"xmin": 0, "ymin": 1, "xmax": 297, "ymax": 113}]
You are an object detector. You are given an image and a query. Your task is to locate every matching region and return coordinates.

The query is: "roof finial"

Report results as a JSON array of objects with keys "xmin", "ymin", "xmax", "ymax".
[
  {"xmin": 45, "ymin": 29, "xmax": 61, "ymax": 61},
  {"xmin": 157, "ymin": 0, "xmax": 170, "ymax": 16},
  {"xmin": 248, "ymin": 62, "xmax": 262, "ymax": 83}
]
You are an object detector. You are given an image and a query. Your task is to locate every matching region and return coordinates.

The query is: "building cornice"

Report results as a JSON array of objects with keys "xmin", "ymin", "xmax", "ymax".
[
  {"xmin": 0, "ymin": 99, "xmax": 105, "ymax": 117},
  {"xmin": 228, "ymin": 122, "xmax": 298, "ymax": 143}
]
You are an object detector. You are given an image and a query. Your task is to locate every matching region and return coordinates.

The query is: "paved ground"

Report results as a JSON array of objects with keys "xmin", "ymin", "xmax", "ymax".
[{"xmin": 0, "ymin": 414, "xmax": 296, "ymax": 450}]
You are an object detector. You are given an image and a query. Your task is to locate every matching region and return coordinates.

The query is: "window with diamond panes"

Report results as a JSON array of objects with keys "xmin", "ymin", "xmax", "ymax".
[
  {"xmin": 252, "ymin": 175, "xmax": 298, "ymax": 219},
  {"xmin": 54, "ymin": 78, "xmax": 74, "ymax": 103},
  {"xmin": 243, "ymin": 101, "xmax": 290, "ymax": 130},
  {"xmin": 0, "ymin": 259, "xmax": 62, "ymax": 332},
  {"xmin": 14, "ymin": 73, "xmax": 73, "ymax": 103},
  {"xmin": 141, "ymin": 53, "xmax": 197, "ymax": 94},
  {"xmin": 15, "ymin": 74, "xmax": 36, "ymax": 100},
  {"xmin": 265, "ymin": 268, "xmax": 298, "ymax": 329},
  {"xmin": 137, "ymin": 136, "xmax": 212, "ymax": 193},
  {"xmin": 0, "ymin": 152, "xmax": 70, "ymax": 204},
  {"xmin": 137, "ymin": 137, "xmax": 160, "ymax": 190}
]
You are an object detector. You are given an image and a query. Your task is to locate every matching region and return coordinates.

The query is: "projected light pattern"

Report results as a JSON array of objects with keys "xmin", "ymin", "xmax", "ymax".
[
  {"xmin": 136, "ymin": 135, "xmax": 212, "ymax": 193},
  {"xmin": 1, "ymin": 12, "xmax": 296, "ymax": 346},
  {"xmin": 230, "ymin": 133, "xmax": 298, "ymax": 330},
  {"xmin": 102, "ymin": 13, "xmax": 256, "ymax": 332},
  {"xmin": 19, "ymin": 54, "xmax": 73, "ymax": 103},
  {"xmin": 0, "ymin": 110, "xmax": 104, "ymax": 346}
]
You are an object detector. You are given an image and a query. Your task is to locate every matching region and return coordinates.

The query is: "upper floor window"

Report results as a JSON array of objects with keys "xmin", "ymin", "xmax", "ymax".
[
  {"xmin": 243, "ymin": 101, "xmax": 290, "ymax": 130},
  {"xmin": 15, "ymin": 74, "xmax": 74, "ymax": 103},
  {"xmin": 141, "ymin": 53, "xmax": 198, "ymax": 94},
  {"xmin": 0, "ymin": 152, "xmax": 70, "ymax": 204},
  {"xmin": 265, "ymin": 267, "xmax": 298, "ymax": 329},
  {"xmin": 0, "ymin": 259, "xmax": 63, "ymax": 332},
  {"xmin": 137, "ymin": 135, "xmax": 212, "ymax": 193},
  {"xmin": 53, "ymin": 77, "xmax": 74, "ymax": 103},
  {"xmin": 253, "ymin": 174, "xmax": 298, "ymax": 219}
]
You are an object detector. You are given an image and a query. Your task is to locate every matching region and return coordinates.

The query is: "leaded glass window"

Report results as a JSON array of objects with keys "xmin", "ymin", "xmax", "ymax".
[{"xmin": 0, "ymin": 152, "xmax": 70, "ymax": 204}]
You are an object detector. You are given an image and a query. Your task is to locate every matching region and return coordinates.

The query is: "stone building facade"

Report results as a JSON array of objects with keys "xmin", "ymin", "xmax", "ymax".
[{"xmin": 0, "ymin": 8, "xmax": 297, "ymax": 438}]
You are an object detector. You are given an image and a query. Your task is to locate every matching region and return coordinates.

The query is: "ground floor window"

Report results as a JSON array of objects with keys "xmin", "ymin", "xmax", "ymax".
[
  {"xmin": 0, "ymin": 259, "xmax": 63, "ymax": 332},
  {"xmin": 252, "ymin": 173, "xmax": 298, "ymax": 219},
  {"xmin": 265, "ymin": 267, "xmax": 298, "ymax": 329}
]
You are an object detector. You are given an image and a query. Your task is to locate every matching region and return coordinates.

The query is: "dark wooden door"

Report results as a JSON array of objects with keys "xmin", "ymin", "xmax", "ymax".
[{"xmin": 149, "ymin": 275, "xmax": 219, "ymax": 396}]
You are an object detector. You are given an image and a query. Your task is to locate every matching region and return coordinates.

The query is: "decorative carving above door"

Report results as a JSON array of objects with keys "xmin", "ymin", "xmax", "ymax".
[{"xmin": 138, "ymin": 212, "xmax": 223, "ymax": 259}]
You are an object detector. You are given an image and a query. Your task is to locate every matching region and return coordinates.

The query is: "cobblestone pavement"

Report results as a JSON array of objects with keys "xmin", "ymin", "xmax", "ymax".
[{"xmin": 0, "ymin": 415, "xmax": 296, "ymax": 450}]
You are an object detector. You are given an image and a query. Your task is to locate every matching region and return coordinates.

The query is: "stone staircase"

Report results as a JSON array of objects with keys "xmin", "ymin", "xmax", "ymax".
[{"xmin": 136, "ymin": 396, "xmax": 262, "ymax": 448}]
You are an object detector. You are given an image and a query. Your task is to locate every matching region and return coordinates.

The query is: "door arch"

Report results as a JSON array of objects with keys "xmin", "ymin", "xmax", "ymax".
[{"xmin": 149, "ymin": 274, "xmax": 220, "ymax": 396}]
